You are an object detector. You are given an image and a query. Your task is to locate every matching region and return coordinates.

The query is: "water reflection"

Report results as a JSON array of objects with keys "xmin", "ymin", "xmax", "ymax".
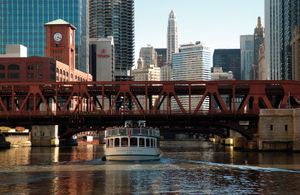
[{"xmin": 0, "ymin": 143, "xmax": 300, "ymax": 194}]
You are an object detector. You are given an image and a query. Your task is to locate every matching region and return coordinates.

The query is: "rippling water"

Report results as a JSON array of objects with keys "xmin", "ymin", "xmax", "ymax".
[{"xmin": 0, "ymin": 143, "xmax": 300, "ymax": 194}]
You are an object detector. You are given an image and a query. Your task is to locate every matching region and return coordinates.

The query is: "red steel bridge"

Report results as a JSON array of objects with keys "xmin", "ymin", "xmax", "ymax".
[{"xmin": 0, "ymin": 80, "xmax": 299, "ymax": 139}]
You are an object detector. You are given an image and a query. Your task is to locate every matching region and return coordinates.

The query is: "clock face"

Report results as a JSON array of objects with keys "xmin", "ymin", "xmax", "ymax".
[{"xmin": 53, "ymin": 32, "xmax": 62, "ymax": 42}]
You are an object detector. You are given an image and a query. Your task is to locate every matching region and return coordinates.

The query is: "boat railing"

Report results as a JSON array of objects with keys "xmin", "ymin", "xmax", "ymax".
[{"xmin": 106, "ymin": 127, "xmax": 160, "ymax": 138}]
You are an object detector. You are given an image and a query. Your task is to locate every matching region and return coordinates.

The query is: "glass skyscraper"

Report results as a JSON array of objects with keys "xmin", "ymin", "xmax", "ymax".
[
  {"xmin": 265, "ymin": 0, "xmax": 300, "ymax": 80},
  {"xmin": 240, "ymin": 35, "xmax": 254, "ymax": 80},
  {"xmin": 0, "ymin": 0, "xmax": 88, "ymax": 72},
  {"xmin": 213, "ymin": 49, "xmax": 241, "ymax": 80},
  {"xmin": 89, "ymin": 0, "xmax": 134, "ymax": 78}
]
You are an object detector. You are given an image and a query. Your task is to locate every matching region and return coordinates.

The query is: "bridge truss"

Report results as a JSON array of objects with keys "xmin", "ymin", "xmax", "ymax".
[{"xmin": 0, "ymin": 80, "xmax": 299, "ymax": 138}]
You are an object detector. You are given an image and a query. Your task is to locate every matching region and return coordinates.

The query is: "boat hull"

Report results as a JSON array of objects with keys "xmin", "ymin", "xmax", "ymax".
[
  {"xmin": 105, "ymin": 147, "xmax": 160, "ymax": 161},
  {"xmin": 106, "ymin": 154, "xmax": 160, "ymax": 161}
]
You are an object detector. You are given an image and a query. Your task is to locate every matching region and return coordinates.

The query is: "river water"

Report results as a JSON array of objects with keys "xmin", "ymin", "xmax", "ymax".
[{"xmin": 0, "ymin": 143, "xmax": 300, "ymax": 194}]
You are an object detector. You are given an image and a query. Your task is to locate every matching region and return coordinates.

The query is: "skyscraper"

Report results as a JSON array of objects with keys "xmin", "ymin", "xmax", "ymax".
[
  {"xmin": 265, "ymin": 0, "xmax": 281, "ymax": 80},
  {"xmin": 167, "ymin": 10, "xmax": 178, "ymax": 65},
  {"xmin": 254, "ymin": 17, "xmax": 264, "ymax": 65},
  {"xmin": 281, "ymin": 1, "xmax": 293, "ymax": 80},
  {"xmin": 0, "ymin": 0, "xmax": 89, "ymax": 72},
  {"xmin": 172, "ymin": 42, "xmax": 211, "ymax": 110},
  {"xmin": 155, "ymin": 48, "xmax": 167, "ymax": 67},
  {"xmin": 89, "ymin": 0, "xmax": 135, "ymax": 79},
  {"xmin": 253, "ymin": 17, "xmax": 264, "ymax": 79},
  {"xmin": 139, "ymin": 46, "xmax": 158, "ymax": 68},
  {"xmin": 213, "ymin": 49, "xmax": 241, "ymax": 80},
  {"xmin": 291, "ymin": 0, "xmax": 300, "ymax": 80},
  {"xmin": 240, "ymin": 35, "xmax": 254, "ymax": 80},
  {"xmin": 265, "ymin": 0, "xmax": 300, "ymax": 80},
  {"xmin": 89, "ymin": 37, "xmax": 115, "ymax": 81}
]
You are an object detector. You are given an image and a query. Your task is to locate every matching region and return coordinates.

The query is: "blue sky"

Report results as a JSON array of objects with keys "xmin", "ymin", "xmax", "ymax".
[{"xmin": 135, "ymin": 0, "xmax": 264, "ymax": 63}]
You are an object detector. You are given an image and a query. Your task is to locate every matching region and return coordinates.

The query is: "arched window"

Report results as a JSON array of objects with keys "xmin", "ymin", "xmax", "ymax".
[{"xmin": 8, "ymin": 64, "xmax": 19, "ymax": 70}]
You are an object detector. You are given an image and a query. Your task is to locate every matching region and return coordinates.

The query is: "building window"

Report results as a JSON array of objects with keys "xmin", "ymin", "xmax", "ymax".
[
  {"xmin": 8, "ymin": 64, "xmax": 20, "ymax": 79},
  {"xmin": 285, "ymin": 125, "xmax": 288, "ymax": 132},
  {"xmin": 0, "ymin": 65, "xmax": 5, "ymax": 80},
  {"xmin": 270, "ymin": 125, "xmax": 273, "ymax": 131},
  {"xmin": 8, "ymin": 73, "xmax": 19, "ymax": 79},
  {"xmin": 8, "ymin": 64, "xmax": 19, "ymax": 70}
]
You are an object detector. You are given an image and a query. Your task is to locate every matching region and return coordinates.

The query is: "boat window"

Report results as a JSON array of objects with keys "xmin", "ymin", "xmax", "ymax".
[
  {"xmin": 109, "ymin": 139, "xmax": 114, "ymax": 148},
  {"xmin": 114, "ymin": 138, "xmax": 120, "ymax": 147},
  {"xmin": 120, "ymin": 129, "xmax": 127, "ymax": 136},
  {"xmin": 132, "ymin": 128, "xmax": 139, "ymax": 135},
  {"xmin": 139, "ymin": 138, "xmax": 145, "ymax": 147},
  {"xmin": 146, "ymin": 138, "xmax": 150, "ymax": 147},
  {"xmin": 121, "ymin": 138, "xmax": 128, "ymax": 147},
  {"xmin": 141, "ymin": 129, "xmax": 148, "ymax": 136},
  {"xmin": 130, "ymin": 137, "xmax": 137, "ymax": 147}
]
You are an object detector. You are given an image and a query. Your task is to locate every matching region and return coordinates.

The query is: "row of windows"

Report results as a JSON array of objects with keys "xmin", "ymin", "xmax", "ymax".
[
  {"xmin": 0, "ymin": 64, "xmax": 20, "ymax": 70},
  {"xmin": 107, "ymin": 137, "xmax": 158, "ymax": 148}
]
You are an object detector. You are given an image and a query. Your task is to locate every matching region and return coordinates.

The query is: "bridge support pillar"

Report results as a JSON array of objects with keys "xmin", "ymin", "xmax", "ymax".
[
  {"xmin": 293, "ymin": 109, "xmax": 300, "ymax": 151},
  {"xmin": 258, "ymin": 109, "xmax": 300, "ymax": 151},
  {"xmin": 31, "ymin": 125, "xmax": 59, "ymax": 147}
]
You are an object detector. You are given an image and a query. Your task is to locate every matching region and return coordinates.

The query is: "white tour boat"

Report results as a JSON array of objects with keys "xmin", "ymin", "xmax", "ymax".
[{"xmin": 104, "ymin": 121, "xmax": 160, "ymax": 161}]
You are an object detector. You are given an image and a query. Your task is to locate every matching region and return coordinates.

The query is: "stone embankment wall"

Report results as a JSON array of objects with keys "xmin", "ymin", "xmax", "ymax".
[{"xmin": 258, "ymin": 109, "xmax": 300, "ymax": 151}]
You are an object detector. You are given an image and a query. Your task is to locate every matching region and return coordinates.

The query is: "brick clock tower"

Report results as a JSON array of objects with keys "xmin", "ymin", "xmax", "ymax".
[{"xmin": 45, "ymin": 19, "xmax": 76, "ymax": 71}]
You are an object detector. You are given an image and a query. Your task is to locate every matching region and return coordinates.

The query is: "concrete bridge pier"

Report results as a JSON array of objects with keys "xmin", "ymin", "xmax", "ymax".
[{"xmin": 31, "ymin": 125, "xmax": 59, "ymax": 147}]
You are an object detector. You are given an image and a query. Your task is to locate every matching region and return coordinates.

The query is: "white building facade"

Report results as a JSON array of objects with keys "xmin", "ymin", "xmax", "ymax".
[
  {"xmin": 172, "ymin": 42, "xmax": 211, "ymax": 110},
  {"xmin": 0, "ymin": 45, "xmax": 28, "ymax": 57},
  {"xmin": 89, "ymin": 37, "xmax": 115, "ymax": 81},
  {"xmin": 265, "ymin": 0, "xmax": 282, "ymax": 80},
  {"xmin": 167, "ymin": 10, "xmax": 179, "ymax": 65}
]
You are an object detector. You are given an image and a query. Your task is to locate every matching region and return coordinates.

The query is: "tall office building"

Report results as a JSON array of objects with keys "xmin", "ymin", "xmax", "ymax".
[
  {"xmin": 213, "ymin": 49, "xmax": 241, "ymax": 80},
  {"xmin": 139, "ymin": 46, "xmax": 157, "ymax": 68},
  {"xmin": 253, "ymin": 17, "xmax": 264, "ymax": 80},
  {"xmin": 0, "ymin": 0, "xmax": 89, "ymax": 72},
  {"xmin": 155, "ymin": 48, "xmax": 167, "ymax": 67},
  {"xmin": 89, "ymin": 37, "xmax": 115, "ymax": 81},
  {"xmin": 172, "ymin": 42, "xmax": 211, "ymax": 110},
  {"xmin": 265, "ymin": 0, "xmax": 300, "ymax": 80},
  {"xmin": 167, "ymin": 10, "xmax": 179, "ymax": 65},
  {"xmin": 291, "ymin": 0, "xmax": 300, "ymax": 80},
  {"xmin": 281, "ymin": 1, "xmax": 293, "ymax": 80},
  {"xmin": 240, "ymin": 35, "xmax": 254, "ymax": 80},
  {"xmin": 89, "ymin": 0, "xmax": 134, "ymax": 79}
]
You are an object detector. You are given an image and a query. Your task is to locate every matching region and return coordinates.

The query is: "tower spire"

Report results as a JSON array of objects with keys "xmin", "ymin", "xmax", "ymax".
[{"xmin": 257, "ymin": 16, "xmax": 262, "ymax": 28}]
